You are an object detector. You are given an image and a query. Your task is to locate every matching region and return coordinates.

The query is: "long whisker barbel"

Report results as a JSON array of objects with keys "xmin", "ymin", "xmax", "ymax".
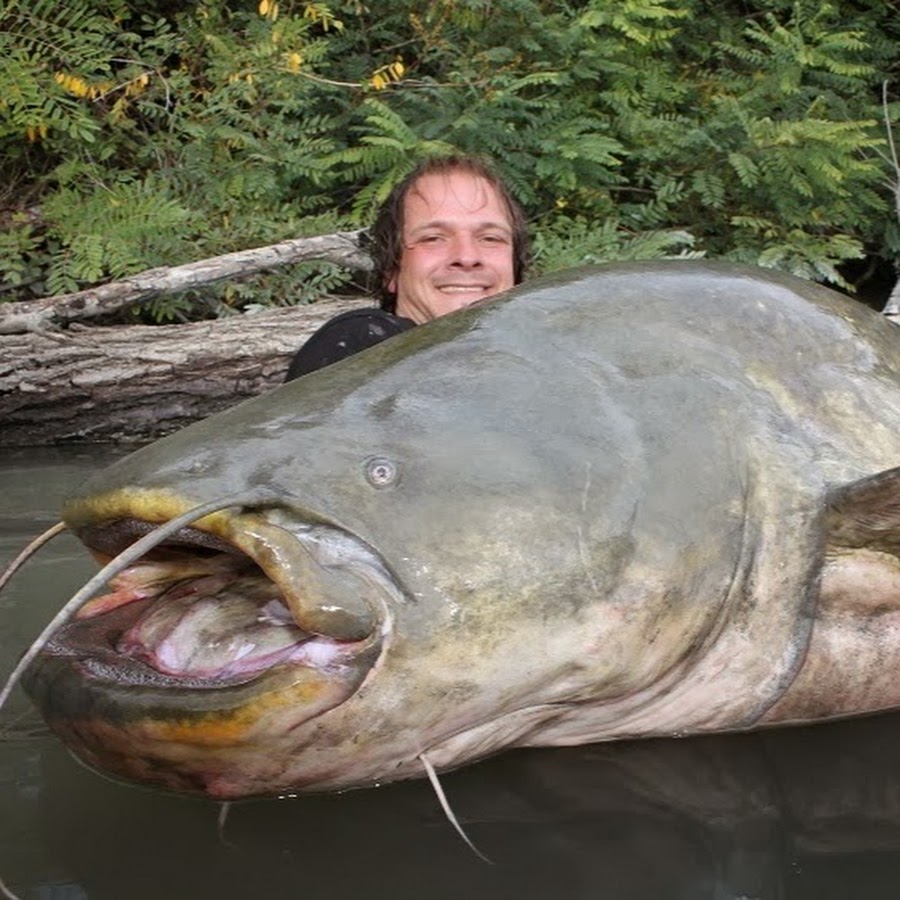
[
  {"xmin": 0, "ymin": 522, "xmax": 68, "ymax": 595},
  {"xmin": 419, "ymin": 751, "xmax": 492, "ymax": 864},
  {"xmin": 0, "ymin": 871, "xmax": 23, "ymax": 900},
  {"xmin": 0, "ymin": 490, "xmax": 276, "ymax": 714}
]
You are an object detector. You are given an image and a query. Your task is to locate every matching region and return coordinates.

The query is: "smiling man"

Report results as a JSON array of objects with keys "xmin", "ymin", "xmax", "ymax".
[
  {"xmin": 284, "ymin": 155, "xmax": 530, "ymax": 380},
  {"xmin": 387, "ymin": 166, "xmax": 517, "ymax": 322}
]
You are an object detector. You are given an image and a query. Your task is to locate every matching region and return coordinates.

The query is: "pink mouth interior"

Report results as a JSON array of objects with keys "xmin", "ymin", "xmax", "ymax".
[{"xmin": 74, "ymin": 550, "xmax": 349, "ymax": 682}]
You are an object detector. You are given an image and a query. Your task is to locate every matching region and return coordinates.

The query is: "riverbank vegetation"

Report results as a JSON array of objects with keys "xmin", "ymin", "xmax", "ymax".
[{"xmin": 2, "ymin": 0, "xmax": 899, "ymax": 320}]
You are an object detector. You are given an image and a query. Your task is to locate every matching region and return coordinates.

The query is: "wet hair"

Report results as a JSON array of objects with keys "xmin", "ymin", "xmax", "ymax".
[{"xmin": 367, "ymin": 154, "xmax": 531, "ymax": 313}]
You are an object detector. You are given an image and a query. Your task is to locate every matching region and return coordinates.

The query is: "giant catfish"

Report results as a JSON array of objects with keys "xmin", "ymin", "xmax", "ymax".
[{"xmin": 19, "ymin": 261, "xmax": 900, "ymax": 799}]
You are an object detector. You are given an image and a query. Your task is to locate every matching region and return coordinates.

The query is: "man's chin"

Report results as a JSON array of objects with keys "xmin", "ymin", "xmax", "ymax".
[
  {"xmin": 436, "ymin": 289, "xmax": 495, "ymax": 313},
  {"xmin": 397, "ymin": 287, "xmax": 500, "ymax": 322}
]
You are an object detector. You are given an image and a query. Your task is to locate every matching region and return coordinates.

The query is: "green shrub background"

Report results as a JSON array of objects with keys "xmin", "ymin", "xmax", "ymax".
[{"xmin": 2, "ymin": 0, "xmax": 899, "ymax": 319}]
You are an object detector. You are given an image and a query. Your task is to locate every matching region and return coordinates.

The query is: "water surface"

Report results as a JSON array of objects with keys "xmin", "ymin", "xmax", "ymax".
[{"xmin": 3, "ymin": 448, "xmax": 900, "ymax": 899}]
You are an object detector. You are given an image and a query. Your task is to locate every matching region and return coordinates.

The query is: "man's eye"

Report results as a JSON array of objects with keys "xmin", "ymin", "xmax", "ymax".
[{"xmin": 480, "ymin": 233, "xmax": 510, "ymax": 244}]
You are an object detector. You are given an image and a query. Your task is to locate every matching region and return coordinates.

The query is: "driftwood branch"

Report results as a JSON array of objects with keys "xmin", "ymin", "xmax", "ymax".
[{"xmin": 0, "ymin": 230, "xmax": 370, "ymax": 335}]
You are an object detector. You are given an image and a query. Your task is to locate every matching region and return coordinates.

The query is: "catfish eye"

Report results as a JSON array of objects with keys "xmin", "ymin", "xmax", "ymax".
[{"xmin": 365, "ymin": 457, "xmax": 399, "ymax": 489}]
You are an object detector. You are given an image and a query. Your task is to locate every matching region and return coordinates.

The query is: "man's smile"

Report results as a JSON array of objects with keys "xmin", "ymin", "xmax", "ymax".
[{"xmin": 436, "ymin": 284, "xmax": 492, "ymax": 293}]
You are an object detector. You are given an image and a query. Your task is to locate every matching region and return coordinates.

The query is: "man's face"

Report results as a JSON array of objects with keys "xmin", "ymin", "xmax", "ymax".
[{"xmin": 389, "ymin": 171, "xmax": 516, "ymax": 324}]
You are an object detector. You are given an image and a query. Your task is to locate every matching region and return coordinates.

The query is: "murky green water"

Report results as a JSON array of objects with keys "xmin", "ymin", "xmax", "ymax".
[{"xmin": 3, "ymin": 447, "xmax": 900, "ymax": 899}]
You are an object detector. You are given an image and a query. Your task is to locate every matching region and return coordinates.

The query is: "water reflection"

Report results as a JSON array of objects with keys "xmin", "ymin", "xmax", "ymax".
[{"xmin": 3, "ymin": 448, "xmax": 900, "ymax": 899}]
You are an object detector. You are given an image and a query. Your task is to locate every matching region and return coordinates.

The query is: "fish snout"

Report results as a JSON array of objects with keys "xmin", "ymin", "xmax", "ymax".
[{"xmin": 225, "ymin": 511, "xmax": 395, "ymax": 642}]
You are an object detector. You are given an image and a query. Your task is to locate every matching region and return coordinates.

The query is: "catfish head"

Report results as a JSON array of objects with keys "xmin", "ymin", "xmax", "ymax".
[{"xmin": 22, "ymin": 271, "xmax": 704, "ymax": 799}]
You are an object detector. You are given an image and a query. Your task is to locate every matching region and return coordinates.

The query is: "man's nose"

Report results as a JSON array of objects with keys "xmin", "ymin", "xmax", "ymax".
[{"xmin": 447, "ymin": 233, "xmax": 483, "ymax": 267}]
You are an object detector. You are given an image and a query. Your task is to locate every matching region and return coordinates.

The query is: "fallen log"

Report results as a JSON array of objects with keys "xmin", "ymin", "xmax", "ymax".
[
  {"xmin": 0, "ymin": 229, "xmax": 378, "ymax": 445},
  {"xmin": 0, "ymin": 297, "xmax": 370, "ymax": 446}
]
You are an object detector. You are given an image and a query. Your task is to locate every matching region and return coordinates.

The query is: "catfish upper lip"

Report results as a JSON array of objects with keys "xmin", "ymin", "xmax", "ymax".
[{"xmin": 78, "ymin": 519, "xmax": 241, "ymax": 560}]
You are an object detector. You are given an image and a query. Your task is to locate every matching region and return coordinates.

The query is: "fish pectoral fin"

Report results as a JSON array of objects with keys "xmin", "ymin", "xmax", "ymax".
[
  {"xmin": 825, "ymin": 464, "xmax": 900, "ymax": 556},
  {"xmin": 760, "ymin": 468, "xmax": 900, "ymax": 726},
  {"xmin": 819, "ymin": 463, "xmax": 900, "ymax": 617},
  {"xmin": 822, "ymin": 463, "xmax": 900, "ymax": 615}
]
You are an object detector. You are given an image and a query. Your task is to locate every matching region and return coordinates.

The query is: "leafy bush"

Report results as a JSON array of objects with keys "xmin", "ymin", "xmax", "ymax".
[{"xmin": 2, "ymin": 0, "xmax": 899, "ymax": 317}]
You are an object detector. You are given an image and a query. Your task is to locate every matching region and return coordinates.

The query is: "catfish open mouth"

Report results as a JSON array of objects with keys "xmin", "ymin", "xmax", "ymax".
[
  {"xmin": 45, "ymin": 545, "xmax": 343, "ymax": 689},
  {"xmin": 24, "ymin": 504, "xmax": 398, "ymax": 721}
]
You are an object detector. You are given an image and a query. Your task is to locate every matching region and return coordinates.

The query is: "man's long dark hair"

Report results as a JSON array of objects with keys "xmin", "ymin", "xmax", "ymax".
[{"xmin": 368, "ymin": 155, "xmax": 531, "ymax": 313}]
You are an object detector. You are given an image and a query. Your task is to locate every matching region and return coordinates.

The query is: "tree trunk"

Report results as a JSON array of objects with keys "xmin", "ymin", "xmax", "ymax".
[
  {"xmin": 1, "ymin": 297, "xmax": 369, "ymax": 446},
  {"xmin": 0, "ymin": 229, "xmax": 376, "ymax": 445}
]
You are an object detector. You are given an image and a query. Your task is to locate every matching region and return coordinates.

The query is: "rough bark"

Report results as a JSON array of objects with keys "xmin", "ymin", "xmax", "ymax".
[{"xmin": 1, "ymin": 297, "xmax": 369, "ymax": 446}]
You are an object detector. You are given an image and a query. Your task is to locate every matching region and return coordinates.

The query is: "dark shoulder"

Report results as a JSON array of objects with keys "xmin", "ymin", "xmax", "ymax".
[{"xmin": 284, "ymin": 307, "xmax": 415, "ymax": 381}]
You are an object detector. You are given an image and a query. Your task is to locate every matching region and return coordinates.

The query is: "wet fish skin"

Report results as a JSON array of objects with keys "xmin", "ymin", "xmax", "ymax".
[{"xmin": 22, "ymin": 261, "xmax": 900, "ymax": 798}]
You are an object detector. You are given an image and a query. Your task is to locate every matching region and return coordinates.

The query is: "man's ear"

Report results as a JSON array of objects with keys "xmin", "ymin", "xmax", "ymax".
[{"xmin": 386, "ymin": 271, "xmax": 398, "ymax": 295}]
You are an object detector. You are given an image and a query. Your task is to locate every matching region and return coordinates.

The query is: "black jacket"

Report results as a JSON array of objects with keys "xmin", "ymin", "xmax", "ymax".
[{"xmin": 284, "ymin": 308, "xmax": 415, "ymax": 381}]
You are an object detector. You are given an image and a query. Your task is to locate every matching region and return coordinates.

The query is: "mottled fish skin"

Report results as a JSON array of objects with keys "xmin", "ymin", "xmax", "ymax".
[{"xmin": 22, "ymin": 261, "xmax": 900, "ymax": 798}]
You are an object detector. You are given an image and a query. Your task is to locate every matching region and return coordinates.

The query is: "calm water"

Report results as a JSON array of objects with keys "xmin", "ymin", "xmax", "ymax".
[{"xmin": 3, "ymin": 447, "xmax": 900, "ymax": 899}]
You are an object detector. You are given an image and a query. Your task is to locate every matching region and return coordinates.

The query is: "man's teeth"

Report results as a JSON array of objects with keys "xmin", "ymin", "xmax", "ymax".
[{"xmin": 439, "ymin": 286, "xmax": 487, "ymax": 293}]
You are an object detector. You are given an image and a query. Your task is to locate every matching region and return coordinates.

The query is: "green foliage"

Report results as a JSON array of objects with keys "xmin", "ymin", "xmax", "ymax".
[
  {"xmin": 318, "ymin": 0, "xmax": 896, "ymax": 286},
  {"xmin": 2, "ymin": 0, "xmax": 900, "ymax": 316},
  {"xmin": 0, "ymin": 0, "xmax": 353, "ymax": 312},
  {"xmin": 40, "ymin": 177, "xmax": 189, "ymax": 294},
  {"xmin": 531, "ymin": 216, "xmax": 701, "ymax": 272}
]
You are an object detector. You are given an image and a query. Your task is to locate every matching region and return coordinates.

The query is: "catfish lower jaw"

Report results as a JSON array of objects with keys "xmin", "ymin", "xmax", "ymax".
[
  {"xmin": 23, "ymin": 563, "xmax": 382, "ymax": 725},
  {"xmin": 22, "ymin": 564, "xmax": 384, "ymax": 796},
  {"xmin": 23, "ymin": 644, "xmax": 379, "ymax": 798}
]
